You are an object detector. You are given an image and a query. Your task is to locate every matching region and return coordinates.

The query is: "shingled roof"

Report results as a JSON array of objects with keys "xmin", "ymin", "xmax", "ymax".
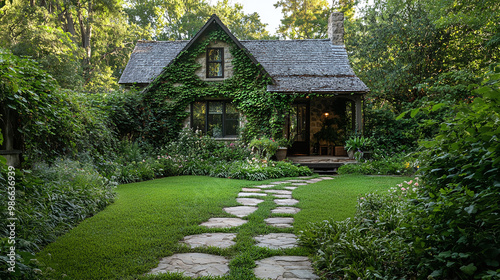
[{"xmin": 118, "ymin": 16, "xmax": 369, "ymax": 94}]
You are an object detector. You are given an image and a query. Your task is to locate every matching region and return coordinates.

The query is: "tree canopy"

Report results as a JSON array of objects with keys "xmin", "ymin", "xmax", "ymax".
[{"xmin": 0, "ymin": 0, "xmax": 271, "ymax": 92}]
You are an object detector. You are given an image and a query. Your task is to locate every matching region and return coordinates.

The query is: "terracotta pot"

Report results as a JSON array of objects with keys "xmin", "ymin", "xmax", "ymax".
[{"xmin": 276, "ymin": 147, "xmax": 288, "ymax": 161}]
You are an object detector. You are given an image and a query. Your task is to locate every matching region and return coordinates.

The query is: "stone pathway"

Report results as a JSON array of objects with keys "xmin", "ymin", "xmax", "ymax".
[{"xmin": 149, "ymin": 176, "xmax": 335, "ymax": 279}]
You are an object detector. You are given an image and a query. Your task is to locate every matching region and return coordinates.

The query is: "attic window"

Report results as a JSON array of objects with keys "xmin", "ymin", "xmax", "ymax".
[{"xmin": 207, "ymin": 48, "xmax": 224, "ymax": 78}]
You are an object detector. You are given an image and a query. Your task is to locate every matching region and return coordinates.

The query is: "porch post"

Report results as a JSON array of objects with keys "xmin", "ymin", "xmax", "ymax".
[{"xmin": 355, "ymin": 95, "xmax": 363, "ymax": 133}]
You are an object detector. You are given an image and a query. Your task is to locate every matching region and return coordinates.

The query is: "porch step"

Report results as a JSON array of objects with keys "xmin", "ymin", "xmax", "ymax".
[{"xmin": 297, "ymin": 162, "xmax": 344, "ymax": 175}]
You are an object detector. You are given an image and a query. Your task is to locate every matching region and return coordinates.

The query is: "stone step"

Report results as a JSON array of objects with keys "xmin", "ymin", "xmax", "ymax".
[
  {"xmin": 149, "ymin": 253, "xmax": 229, "ymax": 277},
  {"xmin": 254, "ymin": 256, "xmax": 319, "ymax": 280}
]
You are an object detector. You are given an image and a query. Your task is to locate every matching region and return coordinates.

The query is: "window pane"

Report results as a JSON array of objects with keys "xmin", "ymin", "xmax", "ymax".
[
  {"xmin": 192, "ymin": 102, "xmax": 206, "ymax": 133},
  {"xmin": 208, "ymin": 48, "xmax": 222, "ymax": 61},
  {"xmin": 297, "ymin": 104, "xmax": 307, "ymax": 141},
  {"xmin": 208, "ymin": 102, "xmax": 223, "ymax": 137},
  {"xmin": 208, "ymin": 62, "xmax": 223, "ymax": 77},
  {"xmin": 225, "ymin": 103, "xmax": 239, "ymax": 136}
]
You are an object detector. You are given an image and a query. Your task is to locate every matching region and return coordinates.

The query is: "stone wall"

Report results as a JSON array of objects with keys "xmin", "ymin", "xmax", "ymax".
[{"xmin": 194, "ymin": 41, "xmax": 234, "ymax": 81}]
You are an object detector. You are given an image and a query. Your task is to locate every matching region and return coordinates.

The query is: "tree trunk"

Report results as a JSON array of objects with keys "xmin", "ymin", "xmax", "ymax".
[{"xmin": 78, "ymin": 0, "xmax": 92, "ymax": 74}]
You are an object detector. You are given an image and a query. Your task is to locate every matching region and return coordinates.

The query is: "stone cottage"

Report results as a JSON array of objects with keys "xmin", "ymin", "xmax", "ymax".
[{"xmin": 119, "ymin": 13, "xmax": 369, "ymax": 156}]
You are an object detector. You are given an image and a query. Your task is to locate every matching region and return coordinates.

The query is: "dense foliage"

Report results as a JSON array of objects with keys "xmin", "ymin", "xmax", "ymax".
[
  {"xmin": 300, "ymin": 68, "xmax": 500, "ymax": 279},
  {"xmin": 0, "ymin": 0, "xmax": 271, "ymax": 92},
  {"xmin": 0, "ymin": 158, "xmax": 116, "ymax": 279},
  {"xmin": 162, "ymin": 129, "xmax": 312, "ymax": 180},
  {"xmin": 0, "ymin": 50, "xmax": 117, "ymax": 163},
  {"xmin": 299, "ymin": 181, "xmax": 420, "ymax": 278}
]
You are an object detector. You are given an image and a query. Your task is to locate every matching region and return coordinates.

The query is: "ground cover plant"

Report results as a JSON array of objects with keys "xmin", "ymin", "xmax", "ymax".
[
  {"xmin": 32, "ymin": 175, "xmax": 402, "ymax": 279},
  {"xmin": 0, "ymin": 158, "xmax": 117, "ymax": 279},
  {"xmin": 337, "ymin": 150, "xmax": 418, "ymax": 176}
]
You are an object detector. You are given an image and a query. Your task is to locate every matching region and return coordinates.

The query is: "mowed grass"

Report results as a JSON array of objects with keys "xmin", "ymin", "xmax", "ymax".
[
  {"xmin": 36, "ymin": 176, "xmax": 253, "ymax": 279},
  {"xmin": 36, "ymin": 174, "xmax": 411, "ymax": 279},
  {"xmin": 293, "ymin": 174, "xmax": 412, "ymax": 231}
]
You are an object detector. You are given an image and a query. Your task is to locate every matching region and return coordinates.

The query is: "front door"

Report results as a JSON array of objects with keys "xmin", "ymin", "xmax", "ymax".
[{"xmin": 287, "ymin": 102, "xmax": 310, "ymax": 155}]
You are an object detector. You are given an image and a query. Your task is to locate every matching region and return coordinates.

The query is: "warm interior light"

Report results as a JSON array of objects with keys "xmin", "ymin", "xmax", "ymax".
[{"xmin": 324, "ymin": 112, "xmax": 329, "ymax": 117}]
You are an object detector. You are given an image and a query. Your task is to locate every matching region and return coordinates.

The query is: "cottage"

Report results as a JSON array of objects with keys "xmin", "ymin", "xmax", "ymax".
[{"xmin": 119, "ymin": 13, "xmax": 369, "ymax": 157}]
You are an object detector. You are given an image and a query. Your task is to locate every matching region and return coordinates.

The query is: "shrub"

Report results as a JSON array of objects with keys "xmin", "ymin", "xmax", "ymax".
[
  {"xmin": 304, "ymin": 66, "xmax": 500, "ymax": 279},
  {"xmin": 364, "ymin": 102, "xmax": 420, "ymax": 154},
  {"xmin": 159, "ymin": 129, "xmax": 312, "ymax": 180},
  {"xmin": 0, "ymin": 158, "xmax": 117, "ymax": 279},
  {"xmin": 299, "ymin": 180, "xmax": 421, "ymax": 279},
  {"xmin": 338, "ymin": 152, "xmax": 416, "ymax": 176},
  {"xmin": 408, "ymin": 66, "xmax": 500, "ymax": 279},
  {"xmin": 249, "ymin": 137, "xmax": 280, "ymax": 161}
]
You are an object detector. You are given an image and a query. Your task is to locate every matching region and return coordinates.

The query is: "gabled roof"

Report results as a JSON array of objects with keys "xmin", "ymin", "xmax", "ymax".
[
  {"xmin": 242, "ymin": 40, "xmax": 369, "ymax": 93},
  {"xmin": 118, "ymin": 40, "xmax": 187, "ymax": 85},
  {"xmin": 118, "ymin": 15, "xmax": 369, "ymax": 94}
]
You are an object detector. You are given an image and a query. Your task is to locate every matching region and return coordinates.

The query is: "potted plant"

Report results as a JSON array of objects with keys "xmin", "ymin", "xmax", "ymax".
[
  {"xmin": 344, "ymin": 135, "xmax": 372, "ymax": 160},
  {"xmin": 313, "ymin": 117, "xmax": 345, "ymax": 155},
  {"xmin": 249, "ymin": 137, "xmax": 280, "ymax": 161},
  {"xmin": 275, "ymin": 137, "xmax": 294, "ymax": 161}
]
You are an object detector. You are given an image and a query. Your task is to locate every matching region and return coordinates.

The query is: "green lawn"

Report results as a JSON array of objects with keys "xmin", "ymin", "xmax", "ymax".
[
  {"xmin": 36, "ymin": 175, "xmax": 411, "ymax": 279},
  {"xmin": 293, "ymin": 175, "xmax": 411, "ymax": 231}
]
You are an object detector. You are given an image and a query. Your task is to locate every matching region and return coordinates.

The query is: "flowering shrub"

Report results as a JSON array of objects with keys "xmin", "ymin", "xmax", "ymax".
[{"xmin": 158, "ymin": 129, "xmax": 312, "ymax": 180}]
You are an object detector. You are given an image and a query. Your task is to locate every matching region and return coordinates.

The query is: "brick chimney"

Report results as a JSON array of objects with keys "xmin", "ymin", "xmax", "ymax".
[{"xmin": 328, "ymin": 12, "xmax": 344, "ymax": 45}]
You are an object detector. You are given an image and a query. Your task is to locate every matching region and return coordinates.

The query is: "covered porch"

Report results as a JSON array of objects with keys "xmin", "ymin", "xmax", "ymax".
[{"xmin": 284, "ymin": 94, "xmax": 364, "ymax": 157}]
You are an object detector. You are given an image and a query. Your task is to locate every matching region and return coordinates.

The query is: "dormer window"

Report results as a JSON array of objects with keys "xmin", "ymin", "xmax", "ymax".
[{"xmin": 207, "ymin": 48, "xmax": 224, "ymax": 78}]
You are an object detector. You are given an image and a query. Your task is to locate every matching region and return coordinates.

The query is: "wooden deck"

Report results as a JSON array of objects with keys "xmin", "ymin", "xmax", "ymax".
[{"xmin": 288, "ymin": 156, "xmax": 356, "ymax": 175}]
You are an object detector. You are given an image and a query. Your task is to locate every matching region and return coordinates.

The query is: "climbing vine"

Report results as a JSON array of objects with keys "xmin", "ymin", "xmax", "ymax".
[{"xmin": 140, "ymin": 27, "xmax": 295, "ymax": 145}]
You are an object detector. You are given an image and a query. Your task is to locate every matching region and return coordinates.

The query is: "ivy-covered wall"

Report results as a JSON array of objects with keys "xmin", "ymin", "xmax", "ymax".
[{"xmin": 140, "ymin": 27, "xmax": 295, "ymax": 146}]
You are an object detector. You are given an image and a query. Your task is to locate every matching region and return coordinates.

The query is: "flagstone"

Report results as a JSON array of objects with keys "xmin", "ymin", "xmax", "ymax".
[
  {"xmin": 223, "ymin": 206, "xmax": 258, "ymax": 217},
  {"xmin": 275, "ymin": 198, "xmax": 299, "ymax": 206},
  {"xmin": 265, "ymin": 190, "xmax": 293, "ymax": 195},
  {"xmin": 180, "ymin": 233, "xmax": 237, "ymax": 248},
  {"xmin": 307, "ymin": 179, "xmax": 323, "ymax": 183},
  {"xmin": 254, "ymin": 256, "xmax": 319, "ymax": 280},
  {"xmin": 149, "ymin": 253, "xmax": 230, "ymax": 277},
  {"xmin": 200, "ymin": 218, "xmax": 247, "ymax": 228},
  {"xmin": 274, "ymin": 194, "xmax": 292, "ymax": 199},
  {"xmin": 292, "ymin": 183, "xmax": 309, "ymax": 186},
  {"xmin": 284, "ymin": 186, "xmax": 298, "ymax": 190},
  {"xmin": 236, "ymin": 198, "xmax": 264, "ymax": 206},
  {"xmin": 254, "ymin": 233, "xmax": 298, "ymax": 249},
  {"xmin": 254, "ymin": 185, "xmax": 275, "ymax": 188},
  {"xmin": 238, "ymin": 192, "xmax": 267, "ymax": 197},
  {"xmin": 270, "ymin": 181, "xmax": 289, "ymax": 185},
  {"xmin": 265, "ymin": 217, "xmax": 294, "ymax": 228},
  {"xmin": 272, "ymin": 207, "xmax": 301, "ymax": 214}
]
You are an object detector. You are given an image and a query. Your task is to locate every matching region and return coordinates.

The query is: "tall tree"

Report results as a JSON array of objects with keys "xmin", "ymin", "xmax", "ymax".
[
  {"xmin": 124, "ymin": 0, "xmax": 271, "ymax": 40},
  {"xmin": 211, "ymin": 0, "xmax": 272, "ymax": 40},
  {"xmin": 346, "ymin": 0, "xmax": 499, "ymax": 111},
  {"xmin": 274, "ymin": 0, "xmax": 332, "ymax": 39},
  {"xmin": 0, "ymin": 0, "xmax": 150, "ymax": 91}
]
